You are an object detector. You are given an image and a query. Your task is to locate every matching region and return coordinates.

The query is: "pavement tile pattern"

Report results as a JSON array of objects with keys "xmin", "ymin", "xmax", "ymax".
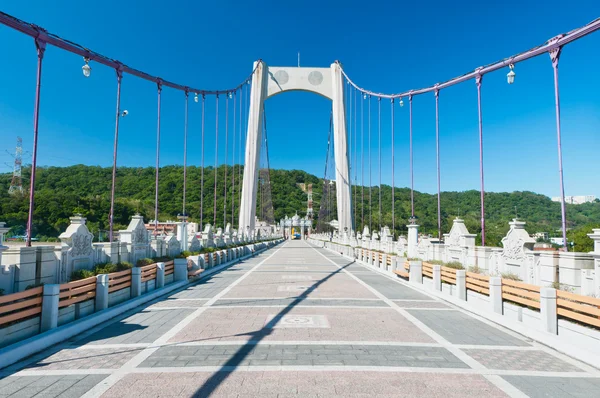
[{"xmin": 1, "ymin": 240, "xmax": 599, "ymax": 398}]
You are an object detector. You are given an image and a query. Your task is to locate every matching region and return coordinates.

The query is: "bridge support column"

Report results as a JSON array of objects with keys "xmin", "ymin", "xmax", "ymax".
[
  {"xmin": 239, "ymin": 61, "xmax": 268, "ymax": 234},
  {"xmin": 240, "ymin": 61, "xmax": 351, "ymax": 233}
]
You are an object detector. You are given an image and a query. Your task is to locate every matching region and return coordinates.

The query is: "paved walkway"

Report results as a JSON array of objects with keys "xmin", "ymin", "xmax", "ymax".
[{"xmin": 1, "ymin": 240, "xmax": 600, "ymax": 397}]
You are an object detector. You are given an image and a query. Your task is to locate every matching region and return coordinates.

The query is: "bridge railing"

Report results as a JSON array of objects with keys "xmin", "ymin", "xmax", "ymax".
[
  {"xmin": 311, "ymin": 237, "xmax": 600, "ymax": 344},
  {"xmin": 0, "ymin": 239, "xmax": 283, "ymax": 352}
]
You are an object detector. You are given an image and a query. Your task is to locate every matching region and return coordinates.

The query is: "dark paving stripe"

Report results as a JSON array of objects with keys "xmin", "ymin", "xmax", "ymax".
[
  {"xmin": 502, "ymin": 376, "xmax": 600, "ymax": 398},
  {"xmin": 212, "ymin": 298, "xmax": 389, "ymax": 307},
  {"xmin": 407, "ymin": 309, "xmax": 531, "ymax": 346},
  {"xmin": 139, "ymin": 344, "xmax": 468, "ymax": 368},
  {"xmin": 75, "ymin": 308, "xmax": 194, "ymax": 345},
  {"xmin": 0, "ymin": 375, "xmax": 107, "ymax": 398},
  {"xmin": 350, "ymin": 272, "xmax": 433, "ymax": 300}
]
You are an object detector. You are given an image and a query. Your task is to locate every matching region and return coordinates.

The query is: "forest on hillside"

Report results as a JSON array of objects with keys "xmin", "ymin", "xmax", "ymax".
[{"xmin": 1, "ymin": 165, "xmax": 599, "ymax": 250}]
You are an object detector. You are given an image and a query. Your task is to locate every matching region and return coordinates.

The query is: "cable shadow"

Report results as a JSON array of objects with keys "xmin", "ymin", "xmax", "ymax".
[{"xmin": 193, "ymin": 254, "xmax": 355, "ymax": 397}]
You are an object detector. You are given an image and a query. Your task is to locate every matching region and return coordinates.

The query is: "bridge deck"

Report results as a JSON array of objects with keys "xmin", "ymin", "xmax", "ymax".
[{"xmin": 1, "ymin": 240, "xmax": 599, "ymax": 397}]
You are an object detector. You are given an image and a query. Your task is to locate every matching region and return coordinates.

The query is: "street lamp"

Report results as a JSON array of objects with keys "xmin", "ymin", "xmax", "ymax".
[
  {"xmin": 82, "ymin": 57, "xmax": 91, "ymax": 77},
  {"xmin": 507, "ymin": 64, "xmax": 516, "ymax": 84}
]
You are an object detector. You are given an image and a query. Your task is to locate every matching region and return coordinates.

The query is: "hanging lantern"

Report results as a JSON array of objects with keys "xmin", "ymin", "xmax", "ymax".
[
  {"xmin": 507, "ymin": 64, "xmax": 516, "ymax": 84},
  {"xmin": 82, "ymin": 57, "xmax": 91, "ymax": 78},
  {"xmin": 399, "ymin": 97, "xmax": 404, "ymax": 107},
  {"xmin": 194, "ymin": 93, "xmax": 199, "ymax": 103}
]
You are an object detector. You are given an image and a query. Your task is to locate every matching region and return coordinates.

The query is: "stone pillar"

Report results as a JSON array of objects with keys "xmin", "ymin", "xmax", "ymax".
[
  {"xmin": 41, "ymin": 284, "xmax": 60, "ymax": 332},
  {"xmin": 489, "ymin": 276, "xmax": 503, "ymax": 314},
  {"xmin": 95, "ymin": 274, "xmax": 109, "ymax": 311},
  {"xmin": 455, "ymin": 270, "xmax": 466, "ymax": 300},
  {"xmin": 540, "ymin": 287, "xmax": 558, "ymax": 334},
  {"xmin": 587, "ymin": 229, "xmax": 600, "ymax": 297},
  {"xmin": 0, "ymin": 222, "xmax": 8, "ymax": 267},
  {"xmin": 407, "ymin": 224, "xmax": 419, "ymax": 258},
  {"xmin": 176, "ymin": 222, "xmax": 188, "ymax": 252},
  {"xmin": 432, "ymin": 264, "xmax": 442, "ymax": 291},
  {"xmin": 131, "ymin": 267, "xmax": 142, "ymax": 298},
  {"xmin": 156, "ymin": 262, "xmax": 165, "ymax": 288},
  {"xmin": 382, "ymin": 254, "xmax": 388, "ymax": 270},
  {"xmin": 174, "ymin": 259, "xmax": 188, "ymax": 282},
  {"xmin": 409, "ymin": 260, "xmax": 422, "ymax": 284}
]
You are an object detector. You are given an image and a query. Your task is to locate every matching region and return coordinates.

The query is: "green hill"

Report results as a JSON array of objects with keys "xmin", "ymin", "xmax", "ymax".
[{"xmin": 1, "ymin": 165, "xmax": 598, "ymax": 250}]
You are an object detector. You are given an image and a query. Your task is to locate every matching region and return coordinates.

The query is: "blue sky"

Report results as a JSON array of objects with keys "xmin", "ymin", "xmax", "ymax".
[{"xmin": 0, "ymin": 0, "xmax": 599, "ymax": 198}]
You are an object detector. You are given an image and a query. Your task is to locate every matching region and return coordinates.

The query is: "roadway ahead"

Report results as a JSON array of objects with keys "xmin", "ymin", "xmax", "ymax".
[{"xmin": 1, "ymin": 240, "xmax": 599, "ymax": 397}]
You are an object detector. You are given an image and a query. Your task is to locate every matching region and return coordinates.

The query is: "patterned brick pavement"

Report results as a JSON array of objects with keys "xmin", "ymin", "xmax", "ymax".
[{"xmin": 1, "ymin": 240, "xmax": 599, "ymax": 398}]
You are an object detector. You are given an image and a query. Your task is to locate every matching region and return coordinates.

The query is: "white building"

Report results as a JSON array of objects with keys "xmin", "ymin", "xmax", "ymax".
[{"xmin": 551, "ymin": 195, "xmax": 596, "ymax": 205}]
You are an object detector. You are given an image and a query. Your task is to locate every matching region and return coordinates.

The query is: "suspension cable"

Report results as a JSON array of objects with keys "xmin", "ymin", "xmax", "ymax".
[
  {"xmin": 354, "ymin": 87, "xmax": 358, "ymax": 232},
  {"xmin": 322, "ymin": 112, "xmax": 333, "ymax": 232},
  {"xmin": 200, "ymin": 94, "xmax": 205, "ymax": 229},
  {"xmin": 213, "ymin": 94, "xmax": 219, "ymax": 227},
  {"xmin": 183, "ymin": 91, "xmax": 189, "ymax": 217},
  {"xmin": 361, "ymin": 92, "xmax": 364, "ymax": 231},
  {"xmin": 232, "ymin": 90, "xmax": 236, "ymax": 227},
  {"xmin": 238, "ymin": 83, "xmax": 243, "ymax": 227},
  {"xmin": 154, "ymin": 82, "xmax": 162, "ymax": 235},
  {"xmin": 378, "ymin": 97, "xmax": 382, "ymax": 231},
  {"xmin": 223, "ymin": 92, "xmax": 229, "ymax": 228},
  {"xmin": 368, "ymin": 95, "xmax": 372, "ymax": 232},
  {"xmin": 391, "ymin": 98, "xmax": 395, "ymax": 237},
  {"xmin": 348, "ymin": 82, "xmax": 353, "ymax": 232}
]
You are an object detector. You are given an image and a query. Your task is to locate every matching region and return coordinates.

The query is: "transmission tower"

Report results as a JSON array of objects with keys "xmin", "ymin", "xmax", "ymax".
[
  {"xmin": 306, "ymin": 183, "xmax": 314, "ymax": 221},
  {"xmin": 8, "ymin": 137, "xmax": 24, "ymax": 195}
]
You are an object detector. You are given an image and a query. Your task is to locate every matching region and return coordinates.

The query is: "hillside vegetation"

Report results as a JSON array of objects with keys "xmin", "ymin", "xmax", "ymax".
[{"xmin": 1, "ymin": 165, "xmax": 598, "ymax": 250}]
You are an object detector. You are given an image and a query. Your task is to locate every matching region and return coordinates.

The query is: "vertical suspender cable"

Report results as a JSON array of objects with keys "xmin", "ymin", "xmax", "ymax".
[
  {"xmin": 378, "ymin": 97, "xmax": 382, "ymax": 231},
  {"xmin": 476, "ymin": 75, "xmax": 485, "ymax": 246},
  {"xmin": 108, "ymin": 68, "xmax": 122, "ymax": 243},
  {"xmin": 368, "ymin": 95, "xmax": 372, "ymax": 232},
  {"xmin": 154, "ymin": 82, "xmax": 162, "ymax": 235},
  {"xmin": 238, "ymin": 86, "xmax": 245, "ymax": 227},
  {"xmin": 213, "ymin": 95, "xmax": 219, "ymax": 227},
  {"xmin": 361, "ymin": 92, "xmax": 364, "ymax": 230},
  {"xmin": 183, "ymin": 91, "xmax": 189, "ymax": 217},
  {"xmin": 348, "ymin": 84, "xmax": 353, "ymax": 232},
  {"xmin": 224, "ymin": 93, "xmax": 229, "ymax": 228},
  {"xmin": 200, "ymin": 94, "xmax": 205, "ymax": 229},
  {"xmin": 354, "ymin": 88, "xmax": 358, "ymax": 232},
  {"xmin": 435, "ymin": 87, "xmax": 441, "ymax": 241},
  {"xmin": 26, "ymin": 39, "xmax": 45, "ymax": 247},
  {"xmin": 391, "ymin": 98, "xmax": 395, "ymax": 236},
  {"xmin": 409, "ymin": 94, "xmax": 414, "ymax": 218},
  {"xmin": 232, "ymin": 90, "xmax": 236, "ymax": 226}
]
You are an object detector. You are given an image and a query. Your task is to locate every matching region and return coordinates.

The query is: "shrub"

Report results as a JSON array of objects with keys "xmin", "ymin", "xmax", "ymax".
[
  {"xmin": 71, "ymin": 269, "xmax": 95, "ymax": 280},
  {"xmin": 429, "ymin": 260, "xmax": 445, "ymax": 265},
  {"xmin": 550, "ymin": 281, "xmax": 573, "ymax": 292},
  {"xmin": 443, "ymin": 261, "xmax": 465, "ymax": 270},
  {"xmin": 501, "ymin": 272, "xmax": 522, "ymax": 281},
  {"xmin": 94, "ymin": 262, "xmax": 118, "ymax": 274},
  {"xmin": 468, "ymin": 265, "xmax": 483, "ymax": 274},
  {"xmin": 0, "ymin": 289, "xmax": 4, "ymax": 296},
  {"xmin": 177, "ymin": 250, "xmax": 193, "ymax": 259},
  {"xmin": 136, "ymin": 258, "xmax": 155, "ymax": 267},
  {"xmin": 152, "ymin": 256, "xmax": 173, "ymax": 263},
  {"xmin": 25, "ymin": 282, "xmax": 45, "ymax": 290},
  {"xmin": 116, "ymin": 262, "xmax": 133, "ymax": 271}
]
